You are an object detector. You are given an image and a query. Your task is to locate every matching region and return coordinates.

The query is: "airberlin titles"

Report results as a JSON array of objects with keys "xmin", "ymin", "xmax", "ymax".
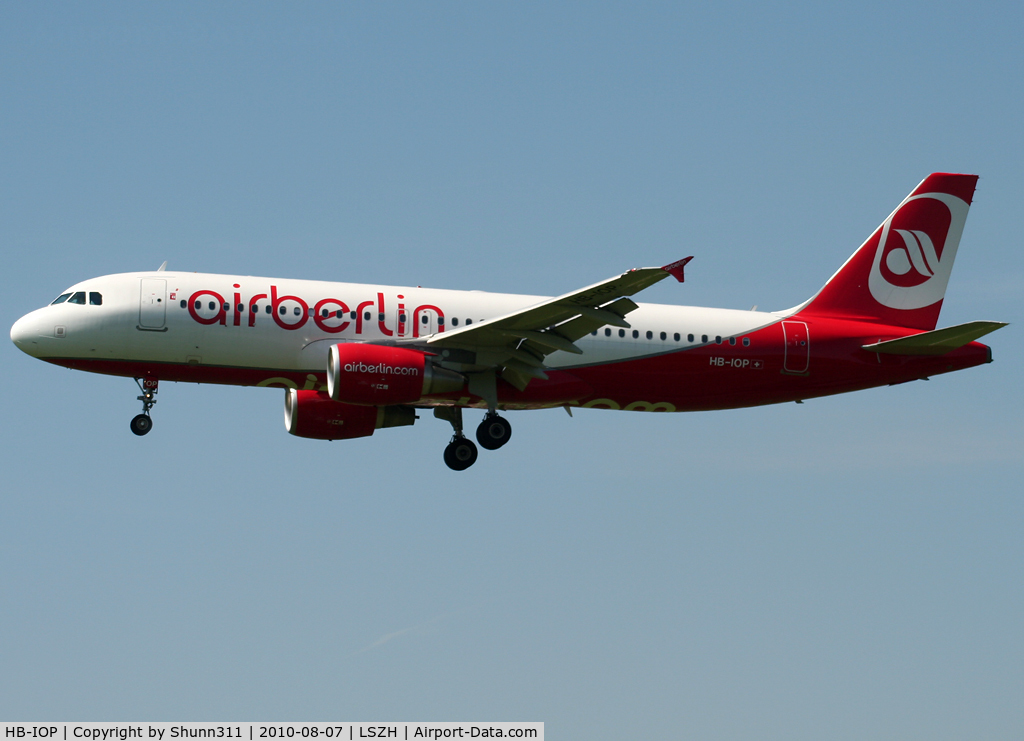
[
  {"xmin": 342, "ymin": 361, "xmax": 420, "ymax": 376},
  {"xmin": 182, "ymin": 283, "xmax": 444, "ymax": 337}
]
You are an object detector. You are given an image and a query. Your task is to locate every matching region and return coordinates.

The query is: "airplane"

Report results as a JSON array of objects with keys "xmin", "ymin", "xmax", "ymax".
[{"xmin": 10, "ymin": 173, "xmax": 1006, "ymax": 470}]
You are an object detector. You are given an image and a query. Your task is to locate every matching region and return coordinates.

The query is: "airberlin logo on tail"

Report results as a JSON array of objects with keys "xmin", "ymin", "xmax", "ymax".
[{"xmin": 868, "ymin": 192, "xmax": 970, "ymax": 310}]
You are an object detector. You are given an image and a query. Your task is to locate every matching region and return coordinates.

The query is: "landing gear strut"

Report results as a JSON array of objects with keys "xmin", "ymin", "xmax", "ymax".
[
  {"xmin": 434, "ymin": 406, "xmax": 478, "ymax": 471},
  {"xmin": 131, "ymin": 377, "xmax": 158, "ymax": 436},
  {"xmin": 476, "ymin": 413, "xmax": 512, "ymax": 450}
]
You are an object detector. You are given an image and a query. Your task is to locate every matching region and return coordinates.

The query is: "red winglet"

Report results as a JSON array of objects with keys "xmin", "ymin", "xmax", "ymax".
[{"xmin": 661, "ymin": 256, "xmax": 693, "ymax": 283}]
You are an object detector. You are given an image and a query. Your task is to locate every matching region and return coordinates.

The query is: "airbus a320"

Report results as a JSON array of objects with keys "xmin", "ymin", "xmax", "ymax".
[{"xmin": 11, "ymin": 173, "xmax": 1005, "ymax": 469}]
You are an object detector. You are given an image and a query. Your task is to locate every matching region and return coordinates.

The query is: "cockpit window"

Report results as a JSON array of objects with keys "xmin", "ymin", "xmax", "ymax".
[
  {"xmin": 89, "ymin": 292, "xmax": 103, "ymax": 305},
  {"xmin": 68, "ymin": 292, "xmax": 86, "ymax": 304},
  {"xmin": 51, "ymin": 293, "xmax": 72, "ymax": 305}
]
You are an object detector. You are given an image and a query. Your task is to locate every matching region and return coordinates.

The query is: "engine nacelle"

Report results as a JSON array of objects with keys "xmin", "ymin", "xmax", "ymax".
[
  {"xmin": 327, "ymin": 343, "xmax": 465, "ymax": 405},
  {"xmin": 284, "ymin": 389, "xmax": 416, "ymax": 440}
]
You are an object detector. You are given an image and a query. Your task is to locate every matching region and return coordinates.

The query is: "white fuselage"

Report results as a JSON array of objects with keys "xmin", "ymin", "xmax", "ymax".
[{"xmin": 12, "ymin": 271, "xmax": 780, "ymax": 382}]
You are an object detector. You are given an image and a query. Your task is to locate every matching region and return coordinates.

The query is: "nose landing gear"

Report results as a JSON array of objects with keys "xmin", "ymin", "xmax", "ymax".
[
  {"xmin": 130, "ymin": 377, "xmax": 158, "ymax": 436},
  {"xmin": 130, "ymin": 414, "xmax": 153, "ymax": 436}
]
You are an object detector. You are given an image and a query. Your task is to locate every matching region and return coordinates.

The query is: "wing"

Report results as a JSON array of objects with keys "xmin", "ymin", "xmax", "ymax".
[{"xmin": 412, "ymin": 257, "xmax": 693, "ymax": 395}]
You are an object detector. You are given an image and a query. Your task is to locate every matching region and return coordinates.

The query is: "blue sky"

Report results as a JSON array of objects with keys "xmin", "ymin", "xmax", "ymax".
[{"xmin": 2, "ymin": 2, "xmax": 1022, "ymax": 736}]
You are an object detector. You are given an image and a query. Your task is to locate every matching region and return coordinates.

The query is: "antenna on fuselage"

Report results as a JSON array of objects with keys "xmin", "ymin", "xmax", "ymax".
[{"xmin": 157, "ymin": 261, "xmax": 168, "ymax": 271}]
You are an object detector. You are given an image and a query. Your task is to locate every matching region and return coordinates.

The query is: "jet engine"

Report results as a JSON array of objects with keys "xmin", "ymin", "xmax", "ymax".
[
  {"xmin": 284, "ymin": 389, "xmax": 416, "ymax": 440},
  {"xmin": 327, "ymin": 343, "xmax": 465, "ymax": 405}
]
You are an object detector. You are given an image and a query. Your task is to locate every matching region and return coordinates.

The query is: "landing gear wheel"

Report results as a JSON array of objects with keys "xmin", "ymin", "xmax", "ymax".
[
  {"xmin": 444, "ymin": 437, "xmax": 478, "ymax": 471},
  {"xmin": 130, "ymin": 414, "xmax": 153, "ymax": 436},
  {"xmin": 476, "ymin": 414, "xmax": 512, "ymax": 450}
]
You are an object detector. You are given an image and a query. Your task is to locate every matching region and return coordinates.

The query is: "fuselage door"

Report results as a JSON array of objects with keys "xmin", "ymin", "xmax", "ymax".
[
  {"xmin": 139, "ymin": 278, "xmax": 167, "ymax": 329},
  {"xmin": 782, "ymin": 320, "xmax": 810, "ymax": 374}
]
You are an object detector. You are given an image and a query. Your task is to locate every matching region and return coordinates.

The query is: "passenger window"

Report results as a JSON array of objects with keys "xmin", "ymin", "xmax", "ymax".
[
  {"xmin": 308, "ymin": 308, "xmax": 314, "ymax": 317},
  {"xmin": 250, "ymin": 305, "xmax": 257, "ymax": 313},
  {"xmin": 591, "ymin": 330, "xmax": 597, "ymax": 336},
  {"xmin": 701, "ymin": 334, "xmax": 708, "ymax": 343},
  {"xmin": 279, "ymin": 306, "xmax": 286, "ymax": 315},
  {"xmin": 646, "ymin": 330, "xmax": 653, "ymax": 340},
  {"xmin": 421, "ymin": 315, "xmax": 428, "ymax": 324},
  {"xmin": 715, "ymin": 336, "xmax": 722, "ymax": 344},
  {"xmin": 321, "ymin": 309, "xmax": 329, "ymax": 318},
  {"xmin": 350, "ymin": 311, "xmax": 357, "ymax": 319},
  {"xmin": 51, "ymin": 293, "xmax": 71, "ymax": 305},
  {"xmin": 619, "ymin": 329, "xmax": 625, "ymax": 337},
  {"xmin": 238, "ymin": 303, "xmax": 245, "ymax": 313},
  {"xmin": 89, "ymin": 292, "xmax": 103, "ymax": 305},
  {"xmin": 266, "ymin": 305, "xmax": 272, "ymax": 314},
  {"xmin": 378, "ymin": 313, "xmax": 385, "ymax": 321},
  {"xmin": 673, "ymin": 333, "xmax": 680, "ymax": 341},
  {"xmin": 180, "ymin": 300, "xmax": 187, "ymax": 309},
  {"xmin": 294, "ymin": 307, "xmax": 302, "ymax": 316},
  {"xmin": 223, "ymin": 303, "xmax": 229, "ymax": 311},
  {"xmin": 208, "ymin": 302, "xmax": 216, "ymax": 311},
  {"xmin": 336, "ymin": 310, "xmax": 344, "ymax": 318},
  {"xmin": 365, "ymin": 312, "xmax": 372, "ymax": 321},
  {"xmin": 466, "ymin": 319, "xmax": 472, "ymax": 325},
  {"xmin": 729, "ymin": 337, "xmax": 736, "ymax": 345},
  {"xmin": 452, "ymin": 318, "xmax": 459, "ymax": 326},
  {"xmin": 660, "ymin": 331, "xmax": 667, "ymax": 340},
  {"xmin": 68, "ymin": 292, "xmax": 86, "ymax": 304},
  {"xmin": 632, "ymin": 329, "xmax": 639, "ymax": 339},
  {"xmin": 743, "ymin": 338, "xmax": 750, "ymax": 347},
  {"xmin": 605, "ymin": 328, "xmax": 611, "ymax": 337},
  {"xmin": 399, "ymin": 313, "xmax": 406, "ymax": 322},
  {"xmin": 688, "ymin": 334, "xmax": 695, "ymax": 342},
  {"xmin": 438, "ymin": 317, "xmax": 445, "ymax": 325}
]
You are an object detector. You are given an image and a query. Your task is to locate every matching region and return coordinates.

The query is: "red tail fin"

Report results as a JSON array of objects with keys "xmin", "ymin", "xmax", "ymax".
[{"xmin": 797, "ymin": 173, "xmax": 978, "ymax": 330}]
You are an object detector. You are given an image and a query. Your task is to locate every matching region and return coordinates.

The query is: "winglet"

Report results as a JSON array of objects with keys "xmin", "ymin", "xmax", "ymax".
[{"xmin": 662, "ymin": 256, "xmax": 693, "ymax": 283}]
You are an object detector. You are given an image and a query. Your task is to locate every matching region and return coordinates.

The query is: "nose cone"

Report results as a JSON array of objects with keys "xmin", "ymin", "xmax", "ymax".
[{"xmin": 11, "ymin": 309, "xmax": 48, "ymax": 358}]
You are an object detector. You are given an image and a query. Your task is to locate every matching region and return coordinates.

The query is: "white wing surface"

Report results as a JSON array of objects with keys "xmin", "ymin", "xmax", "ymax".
[{"xmin": 413, "ymin": 258, "xmax": 692, "ymax": 393}]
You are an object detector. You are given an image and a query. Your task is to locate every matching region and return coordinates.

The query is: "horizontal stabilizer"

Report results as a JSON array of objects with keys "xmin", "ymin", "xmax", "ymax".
[{"xmin": 862, "ymin": 321, "xmax": 1007, "ymax": 355}]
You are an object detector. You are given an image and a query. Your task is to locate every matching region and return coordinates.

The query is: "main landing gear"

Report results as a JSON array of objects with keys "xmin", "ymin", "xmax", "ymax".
[
  {"xmin": 444, "ymin": 436, "xmax": 478, "ymax": 471},
  {"xmin": 130, "ymin": 377, "xmax": 158, "ymax": 436},
  {"xmin": 476, "ymin": 412, "xmax": 512, "ymax": 450},
  {"xmin": 434, "ymin": 407, "xmax": 512, "ymax": 470}
]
